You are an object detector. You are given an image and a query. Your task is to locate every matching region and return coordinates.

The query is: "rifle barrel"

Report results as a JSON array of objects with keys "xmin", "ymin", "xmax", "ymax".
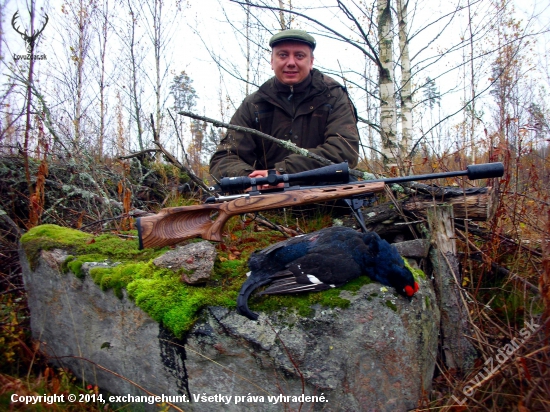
[{"xmin": 377, "ymin": 162, "xmax": 504, "ymax": 185}]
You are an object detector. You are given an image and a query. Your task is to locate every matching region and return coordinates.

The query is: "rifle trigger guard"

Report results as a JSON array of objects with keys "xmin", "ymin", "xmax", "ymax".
[{"xmin": 242, "ymin": 212, "xmax": 259, "ymax": 223}]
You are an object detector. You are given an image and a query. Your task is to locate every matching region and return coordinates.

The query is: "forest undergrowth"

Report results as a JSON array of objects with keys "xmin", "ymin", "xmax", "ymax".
[{"xmin": 0, "ymin": 146, "xmax": 548, "ymax": 411}]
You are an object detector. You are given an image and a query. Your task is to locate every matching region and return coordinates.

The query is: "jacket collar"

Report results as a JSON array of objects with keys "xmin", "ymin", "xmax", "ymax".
[
  {"xmin": 256, "ymin": 68, "xmax": 330, "ymax": 105},
  {"xmin": 273, "ymin": 73, "xmax": 312, "ymax": 94}
]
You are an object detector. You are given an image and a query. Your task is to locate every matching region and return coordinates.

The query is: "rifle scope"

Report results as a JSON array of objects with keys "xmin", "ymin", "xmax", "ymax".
[{"xmin": 218, "ymin": 162, "xmax": 350, "ymax": 192}]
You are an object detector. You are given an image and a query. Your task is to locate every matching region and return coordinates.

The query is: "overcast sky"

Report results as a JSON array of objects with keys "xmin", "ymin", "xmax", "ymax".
[{"xmin": 3, "ymin": 0, "xmax": 549, "ymax": 152}]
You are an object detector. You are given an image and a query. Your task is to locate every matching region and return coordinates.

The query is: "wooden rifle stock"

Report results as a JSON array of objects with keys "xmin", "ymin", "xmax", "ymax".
[
  {"xmin": 137, "ymin": 162, "xmax": 504, "ymax": 249},
  {"xmin": 137, "ymin": 181, "xmax": 385, "ymax": 249}
]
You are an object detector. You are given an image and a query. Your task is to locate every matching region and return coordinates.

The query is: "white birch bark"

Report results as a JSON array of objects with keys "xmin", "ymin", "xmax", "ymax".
[
  {"xmin": 377, "ymin": 0, "xmax": 398, "ymax": 169},
  {"xmin": 397, "ymin": 0, "xmax": 412, "ymax": 170},
  {"xmin": 278, "ymin": 0, "xmax": 286, "ymax": 29}
]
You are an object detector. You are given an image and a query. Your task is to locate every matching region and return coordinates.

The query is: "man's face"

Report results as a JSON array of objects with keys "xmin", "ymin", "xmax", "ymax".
[{"xmin": 271, "ymin": 41, "xmax": 314, "ymax": 85}]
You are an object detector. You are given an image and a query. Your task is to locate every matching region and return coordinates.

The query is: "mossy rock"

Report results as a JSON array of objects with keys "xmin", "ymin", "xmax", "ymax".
[{"xmin": 21, "ymin": 224, "xmax": 427, "ymax": 338}]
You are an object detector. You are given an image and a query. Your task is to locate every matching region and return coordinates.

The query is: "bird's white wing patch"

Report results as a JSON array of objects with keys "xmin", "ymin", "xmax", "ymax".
[{"xmin": 306, "ymin": 274, "xmax": 323, "ymax": 284}]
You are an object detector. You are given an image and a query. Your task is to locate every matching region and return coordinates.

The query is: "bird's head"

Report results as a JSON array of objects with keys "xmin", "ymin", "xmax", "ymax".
[
  {"xmin": 389, "ymin": 264, "xmax": 419, "ymax": 298},
  {"xmin": 360, "ymin": 231, "xmax": 420, "ymax": 298}
]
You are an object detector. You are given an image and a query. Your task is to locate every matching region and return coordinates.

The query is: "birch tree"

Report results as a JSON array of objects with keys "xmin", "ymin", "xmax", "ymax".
[
  {"xmin": 377, "ymin": 0, "xmax": 398, "ymax": 169},
  {"xmin": 397, "ymin": 0, "xmax": 412, "ymax": 170}
]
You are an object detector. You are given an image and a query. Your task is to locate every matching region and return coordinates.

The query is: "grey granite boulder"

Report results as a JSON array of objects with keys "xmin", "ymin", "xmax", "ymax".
[
  {"xmin": 20, "ymin": 247, "xmax": 439, "ymax": 412},
  {"xmin": 153, "ymin": 241, "xmax": 216, "ymax": 284}
]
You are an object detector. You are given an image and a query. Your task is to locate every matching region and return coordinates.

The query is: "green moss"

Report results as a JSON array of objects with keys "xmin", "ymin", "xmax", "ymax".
[
  {"xmin": 249, "ymin": 276, "xmax": 374, "ymax": 317},
  {"xmin": 318, "ymin": 290, "xmax": 351, "ymax": 309},
  {"xmin": 404, "ymin": 258, "xmax": 426, "ymax": 280},
  {"xmin": 215, "ymin": 259, "xmax": 247, "ymax": 278},
  {"xmin": 22, "ymin": 224, "xmax": 424, "ymax": 338},
  {"xmin": 385, "ymin": 299, "xmax": 398, "ymax": 312},
  {"xmin": 251, "ymin": 294, "xmax": 315, "ymax": 318},
  {"xmin": 340, "ymin": 275, "xmax": 373, "ymax": 292},
  {"xmin": 60, "ymin": 255, "xmax": 74, "ymax": 274},
  {"xmin": 21, "ymin": 225, "xmax": 92, "ymax": 270},
  {"xmin": 21, "ymin": 224, "xmax": 163, "ymax": 270},
  {"xmin": 63, "ymin": 254, "xmax": 113, "ymax": 279},
  {"xmin": 130, "ymin": 278, "xmax": 236, "ymax": 337},
  {"xmin": 67, "ymin": 260, "xmax": 84, "ymax": 278}
]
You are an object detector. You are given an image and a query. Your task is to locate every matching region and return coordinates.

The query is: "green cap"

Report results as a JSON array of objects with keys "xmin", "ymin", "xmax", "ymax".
[{"xmin": 269, "ymin": 29, "xmax": 316, "ymax": 50}]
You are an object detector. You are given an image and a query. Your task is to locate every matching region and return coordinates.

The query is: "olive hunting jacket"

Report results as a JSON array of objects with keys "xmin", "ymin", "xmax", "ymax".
[{"xmin": 209, "ymin": 69, "xmax": 359, "ymax": 179}]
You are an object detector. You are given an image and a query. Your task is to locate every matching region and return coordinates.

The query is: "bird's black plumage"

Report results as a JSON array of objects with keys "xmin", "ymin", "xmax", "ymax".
[{"xmin": 237, "ymin": 226, "xmax": 419, "ymax": 320}]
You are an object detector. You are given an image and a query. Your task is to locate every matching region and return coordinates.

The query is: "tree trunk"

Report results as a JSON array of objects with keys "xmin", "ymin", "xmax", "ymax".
[
  {"xmin": 245, "ymin": 2, "xmax": 251, "ymax": 96},
  {"xmin": 377, "ymin": 0, "xmax": 397, "ymax": 169},
  {"xmin": 98, "ymin": 0, "xmax": 109, "ymax": 159},
  {"xmin": 128, "ymin": 2, "xmax": 144, "ymax": 151},
  {"xmin": 153, "ymin": 0, "xmax": 162, "ymax": 158},
  {"xmin": 277, "ymin": 0, "xmax": 286, "ymax": 29},
  {"xmin": 397, "ymin": 0, "xmax": 412, "ymax": 170},
  {"xmin": 23, "ymin": 2, "xmax": 37, "ymax": 199},
  {"xmin": 75, "ymin": 0, "xmax": 86, "ymax": 145}
]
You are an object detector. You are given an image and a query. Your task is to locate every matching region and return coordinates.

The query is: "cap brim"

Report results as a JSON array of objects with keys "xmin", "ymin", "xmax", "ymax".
[{"xmin": 271, "ymin": 39, "xmax": 315, "ymax": 49}]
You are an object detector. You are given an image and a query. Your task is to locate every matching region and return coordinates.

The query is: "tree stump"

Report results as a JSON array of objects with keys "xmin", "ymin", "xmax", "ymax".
[{"xmin": 427, "ymin": 205, "xmax": 476, "ymax": 373}]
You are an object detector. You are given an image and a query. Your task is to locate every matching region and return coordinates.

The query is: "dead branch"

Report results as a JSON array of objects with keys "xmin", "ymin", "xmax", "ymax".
[
  {"xmin": 118, "ymin": 149, "xmax": 160, "ymax": 160},
  {"xmin": 153, "ymin": 140, "xmax": 213, "ymax": 194},
  {"xmin": 178, "ymin": 110, "xmax": 375, "ymax": 180},
  {"xmin": 245, "ymin": 213, "xmax": 299, "ymax": 238}
]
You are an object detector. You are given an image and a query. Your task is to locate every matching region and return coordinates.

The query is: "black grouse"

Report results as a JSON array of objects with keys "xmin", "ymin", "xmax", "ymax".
[{"xmin": 237, "ymin": 226, "xmax": 419, "ymax": 320}]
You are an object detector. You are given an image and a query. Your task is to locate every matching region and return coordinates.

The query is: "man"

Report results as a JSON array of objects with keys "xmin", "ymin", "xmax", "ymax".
[{"xmin": 209, "ymin": 29, "xmax": 360, "ymax": 182}]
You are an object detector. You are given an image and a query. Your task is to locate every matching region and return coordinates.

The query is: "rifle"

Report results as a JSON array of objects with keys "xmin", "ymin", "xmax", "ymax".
[{"xmin": 136, "ymin": 162, "xmax": 504, "ymax": 249}]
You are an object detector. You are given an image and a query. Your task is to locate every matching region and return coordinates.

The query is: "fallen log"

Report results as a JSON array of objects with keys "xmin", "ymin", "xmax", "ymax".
[
  {"xmin": 403, "ymin": 186, "xmax": 497, "ymax": 221},
  {"xmin": 341, "ymin": 186, "xmax": 496, "ymax": 239}
]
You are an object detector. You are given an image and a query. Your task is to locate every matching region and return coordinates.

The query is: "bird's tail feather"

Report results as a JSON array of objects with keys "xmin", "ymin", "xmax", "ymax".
[{"xmin": 237, "ymin": 276, "xmax": 272, "ymax": 320}]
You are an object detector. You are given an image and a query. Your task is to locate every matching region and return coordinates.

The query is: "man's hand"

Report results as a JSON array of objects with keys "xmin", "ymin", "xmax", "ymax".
[{"xmin": 248, "ymin": 170, "xmax": 285, "ymax": 190}]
